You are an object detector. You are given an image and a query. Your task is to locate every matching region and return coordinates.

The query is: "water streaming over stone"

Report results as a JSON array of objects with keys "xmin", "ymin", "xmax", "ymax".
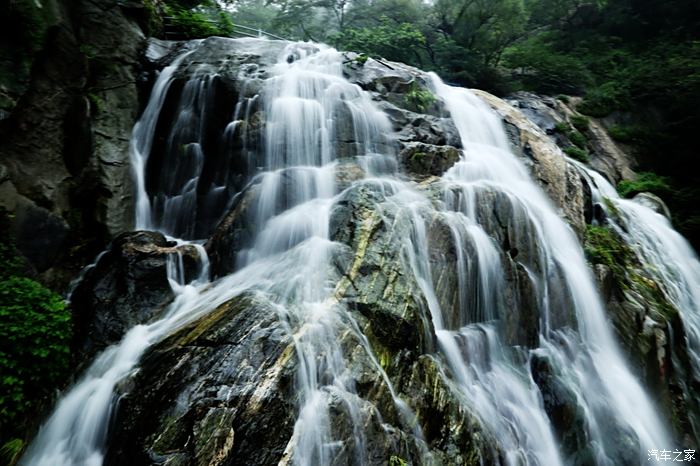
[
  {"xmin": 426, "ymin": 76, "xmax": 671, "ymax": 464},
  {"xmin": 580, "ymin": 165, "xmax": 700, "ymax": 441},
  {"xmin": 21, "ymin": 37, "xmax": 691, "ymax": 466}
]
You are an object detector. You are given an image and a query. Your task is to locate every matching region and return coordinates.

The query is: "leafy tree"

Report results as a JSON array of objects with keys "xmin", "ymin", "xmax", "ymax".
[{"xmin": 334, "ymin": 17, "xmax": 426, "ymax": 65}]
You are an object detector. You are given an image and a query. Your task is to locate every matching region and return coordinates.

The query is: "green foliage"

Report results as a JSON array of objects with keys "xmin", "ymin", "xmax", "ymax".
[
  {"xmin": 617, "ymin": 172, "xmax": 673, "ymax": 199},
  {"xmin": 0, "ymin": 0, "xmax": 54, "ymax": 54},
  {"xmin": 0, "ymin": 277, "xmax": 70, "ymax": 433},
  {"xmin": 389, "ymin": 455, "xmax": 408, "ymax": 466},
  {"xmin": 165, "ymin": 0, "xmax": 234, "ymax": 39},
  {"xmin": 579, "ymin": 81, "xmax": 631, "ymax": 117},
  {"xmin": 502, "ymin": 34, "xmax": 593, "ymax": 94},
  {"xmin": 0, "ymin": 438, "xmax": 23, "ymax": 465},
  {"xmin": 568, "ymin": 130, "xmax": 587, "ymax": 149},
  {"xmin": 554, "ymin": 121, "xmax": 569, "ymax": 133},
  {"xmin": 607, "ymin": 125, "xmax": 646, "ymax": 143},
  {"xmin": 584, "ymin": 224, "xmax": 630, "ymax": 270},
  {"xmin": 404, "ymin": 82, "xmax": 436, "ymax": 112},
  {"xmin": 0, "ymin": 210, "xmax": 71, "ymax": 447},
  {"xmin": 557, "ymin": 95, "xmax": 570, "ymax": 103},
  {"xmin": 570, "ymin": 115, "xmax": 590, "ymax": 132},
  {"xmin": 563, "ymin": 146, "xmax": 589, "ymax": 163},
  {"xmin": 334, "ymin": 17, "xmax": 426, "ymax": 65},
  {"xmin": 554, "ymin": 120, "xmax": 588, "ymax": 150}
]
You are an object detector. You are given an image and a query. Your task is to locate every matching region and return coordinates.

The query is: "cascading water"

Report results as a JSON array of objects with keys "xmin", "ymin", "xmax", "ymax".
[
  {"xmin": 20, "ymin": 242, "xmax": 210, "ymax": 466},
  {"xmin": 580, "ymin": 165, "xmax": 700, "ymax": 439},
  {"xmin": 20, "ymin": 36, "xmax": 687, "ymax": 466},
  {"xmin": 424, "ymin": 76, "xmax": 672, "ymax": 464}
]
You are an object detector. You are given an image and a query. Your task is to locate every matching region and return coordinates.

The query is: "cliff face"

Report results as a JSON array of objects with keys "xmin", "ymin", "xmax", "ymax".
[
  {"xmin": 47, "ymin": 37, "xmax": 696, "ymax": 466},
  {"xmin": 0, "ymin": 0, "xmax": 151, "ymax": 288}
]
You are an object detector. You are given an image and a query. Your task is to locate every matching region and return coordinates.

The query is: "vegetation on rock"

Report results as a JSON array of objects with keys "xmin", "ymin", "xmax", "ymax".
[
  {"xmin": 0, "ymin": 213, "xmax": 71, "ymax": 458},
  {"xmin": 617, "ymin": 172, "xmax": 673, "ymax": 199}
]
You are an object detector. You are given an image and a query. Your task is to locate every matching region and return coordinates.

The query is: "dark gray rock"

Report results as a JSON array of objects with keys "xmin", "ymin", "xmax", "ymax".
[
  {"xmin": 70, "ymin": 231, "xmax": 200, "ymax": 359},
  {"xmin": 398, "ymin": 142, "xmax": 460, "ymax": 178},
  {"xmin": 105, "ymin": 293, "xmax": 298, "ymax": 466}
]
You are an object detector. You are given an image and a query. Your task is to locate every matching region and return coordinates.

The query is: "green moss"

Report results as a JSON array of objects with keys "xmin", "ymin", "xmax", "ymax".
[
  {"xmin": 87, "ymin": 93, "xmax": 103, "ymax": 114},
  {"xmin": 557, "ymin": 94, "xmax": 570, "ymax": 104},
  {"xmin": 355, "ymin": 53, "xmax": 369, "ymax": 65},
  {"xmin": 389, "ymin": 455, "xmax": 408, "ymax": 466},
  {"xmin": 410, "ymin": 151, "xmax": 427, "ymax": 162},
  {"xmin": 563, "ymin": 146, "xmax": 590, "ymax": 163},
  {"xmin": 404, "ymin": 82, "xmax": 436, "ymax": 112},
  {"xmin": 617, "ymin": 172, "xmax": 672, "ymax": 198},
  {"xmin": 583, "ymin": 225, "xmax": 631, "ymax": 272}
]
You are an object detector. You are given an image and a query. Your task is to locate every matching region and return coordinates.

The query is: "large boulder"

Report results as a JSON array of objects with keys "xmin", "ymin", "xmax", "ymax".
[{"xmin": 70, "ymin": 231, "xmax": 200, "ymax": 360}]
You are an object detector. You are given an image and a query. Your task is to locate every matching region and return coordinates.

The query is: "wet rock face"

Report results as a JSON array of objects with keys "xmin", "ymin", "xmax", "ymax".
[
  {"xmin": 0, "ymin": 0, "xmax": 148, "ymax": 289},
  {"xmin": 70, "ymin": 231, "xmax": 199, "ymax": 360},
  {"xmin": 106, "ymin": 294, "xmax": 299, "ymax": 466},
  {"xmin": 472, "ymin": 90, "xmax": 587, "ymax": 237},
  {"xmin": 60, "ymin": 37, "xmax": 699, "ymax": 465},
  {"xmin": 504, "ymin": 91, "xmax": 636, "ymax": 185},
  {"xmin": 398, "ymin": 142, "xmax": 460, "ymax": 178}
]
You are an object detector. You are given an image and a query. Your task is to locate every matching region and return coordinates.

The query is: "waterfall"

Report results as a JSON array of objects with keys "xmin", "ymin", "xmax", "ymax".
[
  {"xmin": 581, "ymin": 166, "xmax": 700, "ymax": 438},
  {"xmin": 20, "ymin": 243, "xmax": 210, "ymax": 466},
  {"xmin": 427, "ymin": 76, "xmax": 671, "ymax": 464},
  {"xmin": 20, "ymin": 37, "xmax": 685, "ymax": 465}
]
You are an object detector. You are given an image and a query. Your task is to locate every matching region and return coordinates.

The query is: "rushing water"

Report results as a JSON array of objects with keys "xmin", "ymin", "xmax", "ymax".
[{"xmin": 21, "ymin": 37, "xmax": 690, "ymax": 465}]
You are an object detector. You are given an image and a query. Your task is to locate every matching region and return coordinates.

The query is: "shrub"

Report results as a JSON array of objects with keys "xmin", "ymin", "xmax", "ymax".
[
  {"xmin": 607, "ymin": 124, "xmax": 647, "ymax": 144},
  {"xmin": 579, "ymin": 81, "xmax": 630, "ymax": 117},
  {"xmin": 164, "ymin": 0, "xmax": 234, "ymax": 39},
  {"xmin": 570, "ymin": 115, "xmax": 590, "ymax": 132},
  {"xmin": 584, "ymin": 224, "xmax": 630, "ymax": 269},
  {"xmin": 404, "ymin": 82, "xmax": 436, "ymax": 112},
  {"xmin": 568, "ymin": 130, "xmax": 588, "ymax": 149},
  {"xmin": 0, "ymin": 277, "xmax": 71, "ymax": 435},
  {"xmin": 617, "ymin": 171, "xmax": 672, "ymax": 198},
  {"xmin": 0, "ymin": 209, "xmax": 71, "ymax": 446},
  {"xmin": 563, "ymin": 146, "xmax": 590, "ymax": 163}
]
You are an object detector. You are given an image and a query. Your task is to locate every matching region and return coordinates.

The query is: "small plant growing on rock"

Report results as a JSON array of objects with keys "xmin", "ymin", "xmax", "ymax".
[
  {"xmin": 389, "ymin": 455, "xmax": 408, "ymax": 466},
  {"xmin": 404, "ymin": 82, "xmax": 436, "ymax": 112},
  {"xmin": 570, "ymin": 115, "xmax": 590, "ymax": 132},
  {"xmin": 617, "ymin": 171, "xmax": 672, "ymax": 198},
  {"xmin": 564, "ymin": 146, "xmax": 590, "ymax": 163}
]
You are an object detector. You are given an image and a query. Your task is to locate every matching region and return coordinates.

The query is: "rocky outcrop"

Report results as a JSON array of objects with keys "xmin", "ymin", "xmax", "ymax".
[
  {"xmin": 70, "ymin": 231, "xmax": 200, "ymax": 360},
  {"xmin": 504, "ymin": 92, "xmax": 636, "ymax": 184},
  {"xmin": 33, "ymin": 35, "xmax": 697, "ymax": 465},
  {"xmin": 473, "ymin": 89, "xmax": 587, "ymax": 236},
  {"xmin": 0, "ymin": 0, "xmax": 150, "ymax": 289}
]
